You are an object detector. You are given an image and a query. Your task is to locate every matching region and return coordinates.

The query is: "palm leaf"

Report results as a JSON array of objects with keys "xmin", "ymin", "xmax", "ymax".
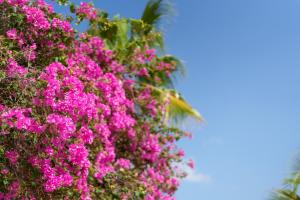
[
  {"xmin": 270, "ymin": 154, "xmax": 300, "ymax": 200},
  {"xmin": 166, "ymin": 90, "xmax": 203, "ymax": 123},
  {"xmin": 162, "ymin": 54, "xmax": 186, "ymax": 86},
  {"xmin": 142, "ymin": 83, "xmax": 203, "ymax": 123},
  {"xmin": 141, "ymin": 0, "xmax": 173, "ymax": 29},
  {"xmin": 270, "ymin": 189, "xmax": 300, "ymax": 200}
]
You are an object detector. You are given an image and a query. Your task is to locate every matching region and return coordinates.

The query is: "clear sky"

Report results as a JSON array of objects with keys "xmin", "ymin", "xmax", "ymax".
[{"xmin": 56, "ymin": 0, "xmax": 300, "ymax": 199}]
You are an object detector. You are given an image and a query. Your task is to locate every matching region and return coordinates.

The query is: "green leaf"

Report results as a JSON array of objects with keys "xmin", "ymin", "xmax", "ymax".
[
  {"xmin": 56, "ymin": 0, "xmax": 69, "ymax": 5},
  {"xmin": 141, "ymin": 0, "xmax": 174, "ymax": 29},
  {"xmin": 70, "ymin": 3, "xmax": 76, "ymax": 13},
  {"xmin": 114, "ymin": 19, "xmax": 129, "ymax": 48},
  {"xmin": 0, "ymin": 71, "xmax": 6, "ymax": 80}
]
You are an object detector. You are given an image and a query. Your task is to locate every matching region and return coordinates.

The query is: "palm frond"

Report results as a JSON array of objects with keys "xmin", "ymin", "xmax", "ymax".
[
  {"xmin": 270, "ymin": 189, "xmax": 300, "ymax": 200},
  {"xmin": 142, "ymin": 83, "xmax": 203, "ymax": 123},
  {"xmin": 162, "ymin": 55, "xmax": 186, "ymax": 87},
  {"xmin": 166, "ymin": 91, "xmax": 203, "ymax": 123},
  {"xmin": 163, "ymin": 54, "xmax": 185, "ymax": 76},
  {"xmin": 269, "ymin": 154, "xmax": 300, "ymax": 200},
  {"xmin": 141, "ymin": 0, "xmax": 174, "ymax": 29}
]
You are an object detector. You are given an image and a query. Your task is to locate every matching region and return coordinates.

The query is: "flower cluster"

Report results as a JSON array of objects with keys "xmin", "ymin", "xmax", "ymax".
[
  {"xmin": 76, "ymin": 2, "xmax": 98, "ymax": 20},
  {"xmin": 6, "ymin": 58, "xmax": 28, "ymax": 78},
  {"xmin": 0, "ymin": 1, "xmax": 194, "ymax": 199},
  {"xmin": 22, "ymin": 5, "xmax": 50, "ymax": 30},
  {"xmin": 51, "ymin": 17, "xmax": 74, "ymax": 35},
  {"xmin": 1, "ymin": 108, "xmax": 44, "ymax": 133}
]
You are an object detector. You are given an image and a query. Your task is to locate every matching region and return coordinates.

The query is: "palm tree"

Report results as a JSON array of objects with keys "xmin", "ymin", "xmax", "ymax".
[
  {"xmin": 270, "ymin": 155, "xmax": 300, "ymax": 200},
  {"xmin": 140, "ymin": 0, "xmax": 203, "ymax": 123}
]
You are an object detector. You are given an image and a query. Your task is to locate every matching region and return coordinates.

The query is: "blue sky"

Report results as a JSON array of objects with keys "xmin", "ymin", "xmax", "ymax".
[{"xmin": 56, "ymin": 0, "xmax": 300, "ymax": 199}]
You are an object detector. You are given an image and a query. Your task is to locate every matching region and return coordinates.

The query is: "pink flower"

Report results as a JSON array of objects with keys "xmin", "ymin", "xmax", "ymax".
[
  {"xmin": 61, "ymin": 172, "xmax": 73, "ymax": 187},
  {"xmin": 0, "ymin": 108, "xmax": 44, "ymax": 133},
  {"xmin": 187, "ymin": 159, "xmax": 195, "ymax": 169},
  {"xmin": 7, "ymin": 181, "xmax": 20, "ymax": 198},
  {"xmin": 36, "ymin": 0, "xmax": 54, "ymax": 13},
  {"xmin": 141, "ymin": 134, "xmax": 162, "ymax": 162},
  {"xmin": 145, "ymin": 47, "xmax": 156, "ymax": 62},
  {"xmin": 44, "ymin": 147, "xmax": 54, "ymax": 156},
  {"xmin": 146, "ymin": 99, "xmax": 158, "ymax": 117},
  {"xmin": 6, "ymin": 28, "xmax": 18, "ymax": 40},
  {"xmin": 47, "ymin": 114, "xmax": 76, "ymax": 140},
  {"xmin": 184, "ymin": 131, "xmax": 193, "ymax": 139},
  {"xmin": 0, "ymin": 104, "xmax": 4, "ymax": 112},
  {"xmin": 68, "ymin": 143, "xmax": 90, "ymax": 168},
  {"xmin": 110, "ymin": 112, "xmax": 136, "ymax": 131},
  {"xmin": 23, "ymin": 44, "xmax": 37, "ymax": 61},
  {"xmin": 7, "ymin": 0, "xmax": 28, "ymax": 6},
  {"xmin": 1, "ymin": 168, "xmax": 9, "ymax": 175},
  {"xmin": 22, "ymin": 6, "xmax": 50, "ymax": 30},
  {"xmin": 78, "ymin": 126, "xmax": 94, "ymax": 144},
  {"xmin": 145, "ymin": 195, "xmax": 155, "ymax": 200},
  {"xmin": 52, "ymin": 18, "xmax": 74, "ymax": 35},
  {"xmin": 76, "ymin": 2, "xmax": 98, "ymax": 20},
  {"xmin": 6, "ymin": 59, "xmax": 28, "ymax": 78},
  {"xmin": 5, "ymin": 150, "xmax": 19, "ymax": 164},
  {"xmin": 138, "ymin": 67, "xmax": 150, "ymax": 77},
  {"xmin": 127, "ymin": 128, "xmax": 136, "ymax": 139},
  {"xmin": 116, "ymin": 159, "xmax": 131, "ymax": 169},
  {"xmin": 169, "ymin": 178, "xmax": 180, "ymax": 188},
  {"xmin": 177, "ymin": 149, "xmax": 185, "ymax": 158}
]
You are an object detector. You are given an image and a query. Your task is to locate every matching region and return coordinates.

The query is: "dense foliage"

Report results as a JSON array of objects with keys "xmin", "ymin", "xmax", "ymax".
[{"xmin": 0, "ymin": 0, "xmax": 200, "ymax": 199}]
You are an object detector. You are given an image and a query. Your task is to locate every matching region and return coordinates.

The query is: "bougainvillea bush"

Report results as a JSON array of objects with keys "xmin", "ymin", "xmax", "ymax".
[{"xmin": 0, "ymin": 0, "xmax": 200, "ymax": 199}]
